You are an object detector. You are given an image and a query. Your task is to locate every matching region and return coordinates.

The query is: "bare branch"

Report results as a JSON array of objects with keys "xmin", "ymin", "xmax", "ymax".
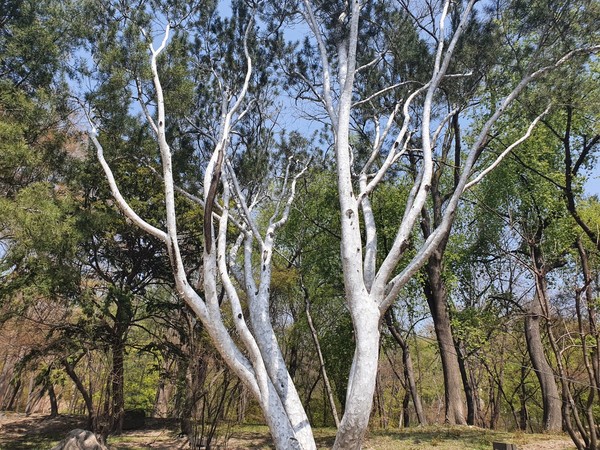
[
  {"xmin": 431, "ymin": 106, "xmax": 460, "ymax": 149},
  {"xmin": 301, "ymin": 0, "xmax": 337, "ymax": 126},
  {"xmin": 271, "ymin": 159, "xmax": 311, "ymax": 231},
  {"xmin": 91, "ymin": 135, "xmax": 168, "ymax": 243},
  {"xmin": 352, "ymin": 80, "xmax": 418, "ymax": 108},
  {"xmin": 358, "ymin": 84, "xmax": 428, "ymax": 204},
  {"xmin": 269, "ymin": 157, "xmax": 293, "ymax": 225},
  {"xmin": 465, "ymin": 104, "xmax": 551, "ymax": 190},
  {"xmin": 225, "ymin": 160, "xmax": 265, "ymax": 247},
  {"xmin": 204, "ymin": 15, "xmax": 255, "ymax": 253},
  {"xmin": 379, "ymin": 44, "xmax": 600, "ymax": 311},
  {"xmin": 135, "ymin": 77, "xmax": 158, "ymax": 135},
  {"xmin": 216, "ymin": 181, "xmax": 271, "ymax": 401},
  {"xmin": 355, "ymin": 52, "xmax": 384, "ymax": 73}
]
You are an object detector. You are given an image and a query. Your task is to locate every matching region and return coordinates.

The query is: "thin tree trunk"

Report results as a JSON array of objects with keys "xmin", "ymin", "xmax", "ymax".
[
  {"xmin": 375, "ymin": 373, "xmax": 386, "ymax": 428},
  {"xmin": 62, "ymin": 358, "xmax": 96, "ymax": 430},
  {"xmin": 519, "ymin": 364, "xmax": 529, "ymax": 431},
  {"xmin": 110, "ymin": 336, "xmax": 125, "ymax": 434},
  {"xmin": 6, "ymin": 378, "xmax": 21, "ymax": 411},
  {"xmin": 576, "ymin": 238, "xmax": 599, "ymax": 448},
  {"xmin": 488, "ymin": 365, "xmax": 502, "ymax": 430},
  {"xmin": 384, "ymin": 311, "xmax": 426, "ymax": 425},
  {"xmin": 489, "ymin": 379, "xmax": 500, "ymax": 430},
  {"xmin": 24, "ymin": 375, "xmax": 36, "ymax": 415},
  {"xmin": 48, "ymin": 381, "xmax": 59, "ymax": 418},
  {"xmin": 303, "ymin": 284, "xmax": 340, "ymax": 428},
  {"xmin": 525, "ymin": 238, "xmax": 564, "ymax": 432},
  {"xmin": 457, "ymin": 342, "xmax": 478, "ymax": 425},
  {"xmin": 402, "ymin": 388, "xmax": 411, "ymax": 427},
  {"xmin": 0, "ymin": 353, "xmax": 14, "ymax": 407}
]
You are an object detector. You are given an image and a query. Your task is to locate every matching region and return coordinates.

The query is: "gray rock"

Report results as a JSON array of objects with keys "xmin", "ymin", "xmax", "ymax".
[{"xmin": 51, "ymin": 429, "xmax": 108, "ymax": 450}]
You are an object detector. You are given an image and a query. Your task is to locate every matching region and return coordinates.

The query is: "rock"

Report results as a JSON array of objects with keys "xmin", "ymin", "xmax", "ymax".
[
  {"xmin": 122, "ymin": 409, "xmax": 145, "ymax": 430},
  {"xmin": 51, "ymin": 429, "xmax": 108, "ymax": 450},
  {"xmin": 493, "ymin": 443, "xmax": 519, "ymax": 450}
]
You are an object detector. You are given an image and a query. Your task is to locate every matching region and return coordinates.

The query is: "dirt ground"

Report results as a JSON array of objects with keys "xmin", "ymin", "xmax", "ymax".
[
  {"xmin": 0, "ymin": 412, "xmax": 577, "ymax": 450},
  {"xmin": 0, "ymin": 413, "xmax": 189, "ymax": 450},
  {"xmin": 519, "ymin": 439, "xmax": 576, "ymax": 450}
]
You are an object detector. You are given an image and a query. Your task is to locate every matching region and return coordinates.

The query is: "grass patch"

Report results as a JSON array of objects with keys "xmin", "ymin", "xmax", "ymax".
[
  {"xmin": 0, "ymin": 435, "xmax": 60, "ymax": 450},
  {"xmin": 0, "ymin": 414, "xmax": 576, "ymax": 450}
]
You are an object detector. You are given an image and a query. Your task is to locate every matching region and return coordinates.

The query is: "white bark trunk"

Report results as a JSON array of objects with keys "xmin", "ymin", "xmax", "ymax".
[
  {"xmin": 92, "ymin": 20, "xmax": 316, "ymax": 450},
  {"xmin": 91, "ymin": 4, "xmax": 600, "ymax": 448},
  {"xmin": 333, "ymin": 297, "xmax": 380, "ymax": 450}
]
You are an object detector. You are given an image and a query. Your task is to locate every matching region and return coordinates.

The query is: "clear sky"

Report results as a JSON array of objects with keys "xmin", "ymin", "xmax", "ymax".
[{"xmin": 585, "ymin": 166, "xmax": 600, "ymax": 197}]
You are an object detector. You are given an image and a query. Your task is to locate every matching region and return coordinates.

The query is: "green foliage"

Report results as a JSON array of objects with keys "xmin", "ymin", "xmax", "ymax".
[
  {"xmin": 320, "ymin": 313, "xmax": 354, "ymax": 408},
  {"xmin": 0, "ymin": 182, "xmax": 81, "ymax": 297},
  {"xmin": 124, "ymin": 349, "xmax": 160, "ymax": 412},
  {"xmin": 0, "ymin": 0, "xmax": 76, "ymax": 92}
]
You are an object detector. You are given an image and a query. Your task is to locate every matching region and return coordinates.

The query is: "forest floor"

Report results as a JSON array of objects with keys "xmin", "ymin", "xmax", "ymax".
[{"xmin": 0, "ymin": 412, "xmax": 576, "ymax": 450}]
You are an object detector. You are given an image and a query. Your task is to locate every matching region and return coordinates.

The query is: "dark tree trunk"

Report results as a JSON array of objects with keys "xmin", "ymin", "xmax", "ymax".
[
  {"xmin": 412, "ymin": 137, "xmax": 467, "ymax": 425},
  {"xmin": 576, "ymin": 238, "xmax": 599, "ymax": 448},
  {"xmin": 457, "ymin": 344, "xmax": 476, "ymax": 425},
  {"xmin": 402, "ymin": 389, "xmax": 410, "ymax": 428},
  {"xmin": 48, "ymin": 381, "xmax": 59, "ymax": 418},
  {"xmin": 524, "ymin": 298, "xmax": 561, "ymax": 431},
  {"xmin": 518, "ymin": 364, "xmax": 528, "ymax": 431},
  {"xmin": 62, "ymin": 358, "xmax": 96, "ymax": 431},
  {"xmin": 5, "ymin": 377, "xmax": 21, "ymax": 411},
  {"xmin": 288, "ymin": 344, "xmax": 299, "ymax": 380},
  {"xmin": 423, "ymin": 255, "xmax": 466, "ymax": 425},
  {"xmin": 489, "ymin": 382, "xmax": 500, "ymax": 430},
  {"xmin": 384, "ymin": 311, "xmax": 426, "ymax": 425},
  {"xmin": 110, "ymin": 336, "xmax": 125, "ymax": 434},
  {"xmin": 109, "ymin": 290, "xmax": 134, "ymax": 436},
  {"xmin": 488, "ymin": 360, "xmax": 503, "ymax": 430}
]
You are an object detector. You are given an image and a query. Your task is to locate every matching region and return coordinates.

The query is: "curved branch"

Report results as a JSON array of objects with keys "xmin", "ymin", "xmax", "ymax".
[{"xmin": 91, "ymin": 135, "xmax": 168, "ymax": 243}]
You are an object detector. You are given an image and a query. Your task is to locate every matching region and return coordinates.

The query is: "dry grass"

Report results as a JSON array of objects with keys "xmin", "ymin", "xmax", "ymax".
[{"xmin": 0, "ymin": 413, "xmax": 576, "ymax": 450}]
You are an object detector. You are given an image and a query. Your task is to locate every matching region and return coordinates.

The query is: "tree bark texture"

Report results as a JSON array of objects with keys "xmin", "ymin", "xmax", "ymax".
[
  {"xmin": 110, "ymin": 336, "xmax": 125, "ymax": 434},
  {"xmin": 332, "ymin": 302, "xmax": 380, "ymax": 450},
  {"xmin": 423, "ymin": 256, "xmax": 467, "ymax": 425},
  {"xmin": 524, "ymin": 298, "xmax": 562, "ymax": 431}
]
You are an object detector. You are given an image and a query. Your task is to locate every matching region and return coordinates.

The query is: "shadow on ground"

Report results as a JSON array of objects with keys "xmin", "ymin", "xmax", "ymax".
[{"xmin": 0, "ymin": 413, "xmax": 86, "ymax": 450}]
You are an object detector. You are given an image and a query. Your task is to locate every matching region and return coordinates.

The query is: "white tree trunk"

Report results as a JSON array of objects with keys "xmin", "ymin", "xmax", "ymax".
[
  {"xmin": 298, "ymin": 1, "xmax": 597, "ymax": 448},
  {"xmin": 333, "ymin": 298, "xmax": 380, "ymax": 450},
  {"xmin": 90, "ymin": 3, "xmax": 600, "ymax": 449},
  {"xmin": 91, "ymin": 20, "xmax": 316, "ymax": 450}
]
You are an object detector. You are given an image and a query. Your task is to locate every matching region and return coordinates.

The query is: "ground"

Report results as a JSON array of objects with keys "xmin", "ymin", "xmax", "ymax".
[{"xmin": 0, "ymin": 412, "xmax": 576, "ymax": 449}]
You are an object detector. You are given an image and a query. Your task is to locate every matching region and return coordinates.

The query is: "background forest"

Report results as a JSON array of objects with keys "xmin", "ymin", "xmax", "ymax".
[{"xmin": 1, "ymin": 0, "xmax": 600, "ymax": 449}]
